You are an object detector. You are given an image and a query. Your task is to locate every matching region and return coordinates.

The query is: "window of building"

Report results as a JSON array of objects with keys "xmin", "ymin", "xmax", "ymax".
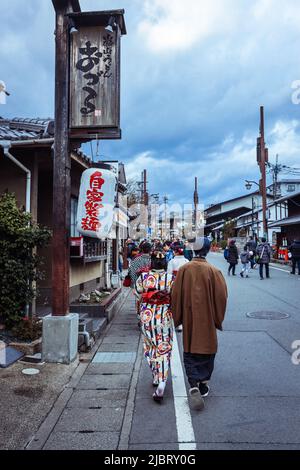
[
  {"xmin": 287, "ymin": 184, "xmax": 296, "ymax": 193},
  {"xmin": 70, "ymin": 197, "xmax": 80, "ymax": 237}
]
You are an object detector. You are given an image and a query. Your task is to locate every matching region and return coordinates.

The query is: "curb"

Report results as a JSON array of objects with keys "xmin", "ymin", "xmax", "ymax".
[
  {"xmin": 25, "ymin": 289, "xmax": 131, "ymax": 450},
  {"xmin": 118, "ymin": 333, "xmax": 143, "ymax": 450}
]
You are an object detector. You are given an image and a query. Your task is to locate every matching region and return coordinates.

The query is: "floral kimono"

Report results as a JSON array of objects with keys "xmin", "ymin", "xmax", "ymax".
[{"xmin": 135, "ymin": 270, "xmax": 174, "ymax": 384}]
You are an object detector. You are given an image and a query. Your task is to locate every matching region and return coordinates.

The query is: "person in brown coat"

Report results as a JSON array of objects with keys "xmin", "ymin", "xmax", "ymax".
[{"xmin": 171, "ymin": 237, "xmax": 227, "ymax": 410}]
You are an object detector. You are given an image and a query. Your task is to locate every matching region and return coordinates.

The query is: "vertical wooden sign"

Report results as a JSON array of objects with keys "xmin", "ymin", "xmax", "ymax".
[{"xmin": 68, "ymin": 11, "xmax": 126, "ymax": 140}]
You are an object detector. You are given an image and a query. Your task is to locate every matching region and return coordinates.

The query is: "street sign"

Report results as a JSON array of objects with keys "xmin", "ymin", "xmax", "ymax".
[
  {"xmin": 68, "ymin": 10, "xmax": 126, "ymax": 141},
  {"xmin": 77, "ymin": 167, "xmax": 117, "ymax": 238}
]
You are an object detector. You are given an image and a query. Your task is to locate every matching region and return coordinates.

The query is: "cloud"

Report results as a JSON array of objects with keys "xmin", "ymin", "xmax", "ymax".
[
  {"xmin": 138, "ymin": 0, "xmax": 233, "ymax": 53},
  {"xmin": 2, "ymin": 0, "xmax": 300, "ymax": 208},
  {"xmin": 124, "ymin": 118, "xmax": 300, "ymax": 207}
]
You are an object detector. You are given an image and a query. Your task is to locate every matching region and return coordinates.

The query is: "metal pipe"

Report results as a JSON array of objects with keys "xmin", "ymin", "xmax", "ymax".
[
  {"xmin": 2, "ymin": 142, "xmax": 31, "ymax": 213},
  {"xmin": 78, "ymin": 331, "xmax": 92, "ymax": 349}
]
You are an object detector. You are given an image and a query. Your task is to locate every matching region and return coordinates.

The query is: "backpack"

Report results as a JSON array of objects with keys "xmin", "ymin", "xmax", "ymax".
[{"xmin": 224, "ymin": 248, "xmax": 229, "ymax": 260}]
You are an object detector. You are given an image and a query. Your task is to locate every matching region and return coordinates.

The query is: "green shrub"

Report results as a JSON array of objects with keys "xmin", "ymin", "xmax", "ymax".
[
  {"xmin": 11, "ymin": 317, "xmax": 42, "ymax": 342},
  {"xmin": 0, "ymin": 193, "xmax": 51, "ymax": 328},
  {"xmin": 220, "ymin": 240, "xmax": 228, "ymax": 250}
]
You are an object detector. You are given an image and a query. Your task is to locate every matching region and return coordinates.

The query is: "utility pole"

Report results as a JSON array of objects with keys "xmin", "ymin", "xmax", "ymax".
[
  {"xmin": 257, "ymin": 106, "xmax": 269, "ymax": 240},
  {"xmin": 139, "ymin": 169, "xmax": 149, "ymax": 237},
  {"xmin": 163, "ymin": 196, "xmax": 168, "ymax": 239},
  {"xmin": 193, "ymin": 176, "xmax": 199, "ymax": 235},
  {"xmin": 273, "ymin": 154, "xmax": 279, "ymax": 220},
  {"xmin": 150, "ymin": 193, "xmax": 159, "ymax": 239}
]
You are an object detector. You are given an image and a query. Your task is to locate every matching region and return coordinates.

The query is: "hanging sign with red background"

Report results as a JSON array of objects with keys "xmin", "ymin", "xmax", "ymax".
[{"xmin": 77, "ymin": 168, "xmax": 117, "ymax": 238}]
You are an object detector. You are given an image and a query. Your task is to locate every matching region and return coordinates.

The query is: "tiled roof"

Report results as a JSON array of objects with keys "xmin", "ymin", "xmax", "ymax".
[{"xmin": 0, "ymin": 117, "xmax": 54, "ymax": 141}]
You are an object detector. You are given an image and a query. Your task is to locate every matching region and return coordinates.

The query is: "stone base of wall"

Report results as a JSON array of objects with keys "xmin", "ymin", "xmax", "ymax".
[{"xmin": 37, "ymin": 276, "xmax": 106, "ymax": 308}]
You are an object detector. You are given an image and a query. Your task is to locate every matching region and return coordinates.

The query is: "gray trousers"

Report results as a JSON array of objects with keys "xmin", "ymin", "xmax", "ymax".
[{"xmin": 183, "ymin": 352, "xmax": 216, "ymax": 388}]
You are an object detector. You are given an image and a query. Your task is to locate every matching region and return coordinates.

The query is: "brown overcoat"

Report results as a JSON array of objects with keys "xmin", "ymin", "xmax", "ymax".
[{"xmin": 171, "ymin": 258, "xmax": 227, "ymax": 354}]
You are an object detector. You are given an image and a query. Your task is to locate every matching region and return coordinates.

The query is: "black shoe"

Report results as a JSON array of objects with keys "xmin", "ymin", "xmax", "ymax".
[
  {"xmin": 290, "ymin": 272, "xmax": 295, "ymax": 275},
  {"xmin": 153, "ymin": 390, "xmax": 164, "ymax": 403},
  {"xmin": 198, "ymin": 382, "xmax": 210, "ymax": 397},
  {"xmin": 240, "ymin": 272, "xmax": 244, "ymax": 278}
]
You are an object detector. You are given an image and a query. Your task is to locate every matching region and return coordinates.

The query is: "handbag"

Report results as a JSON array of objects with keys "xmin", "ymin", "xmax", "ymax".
[{"xmin": 123, "ymin": 275, "xmax": 131, "ymax": 287}]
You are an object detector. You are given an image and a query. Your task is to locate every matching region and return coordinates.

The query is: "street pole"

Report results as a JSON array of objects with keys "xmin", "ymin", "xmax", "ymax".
[
  {"xmin": 52, "ymin": 0, "xmax": 79, "ymax": 316},
  {"xmin": 257, "ymin": 106, "xmax": 268, "ymax": 241},
  {"xmin": 43, "ymin": 0, "xmax": 81, "ymax": 364},
  {"xmin": 194, "ymin": 176, "xmax": 199, "ymax": 235},
  {"xmin": 274, "ymin": 154, "xmax": 279, "ymax": 220},
  {"xmin": 163, "ymin": 196, "xmax": 168, "ymax": 239},
  {"xmin": 251, "ymin": 197, "xmax": 254, "ymax": 236},
  {"xmin": 143, "ymin": 169, "xmax": 149, "ymax": 237}
]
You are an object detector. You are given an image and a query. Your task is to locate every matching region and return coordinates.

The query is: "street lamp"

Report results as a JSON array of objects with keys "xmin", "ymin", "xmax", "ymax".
[{"xmin": 245, "ymin": 179, "xmax": 259, "ymax": 191}]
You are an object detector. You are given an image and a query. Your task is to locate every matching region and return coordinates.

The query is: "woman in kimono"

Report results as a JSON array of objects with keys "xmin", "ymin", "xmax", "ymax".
[{"xmin": 135, "ymin": 251, "xmax": 174, "ymax": 403}]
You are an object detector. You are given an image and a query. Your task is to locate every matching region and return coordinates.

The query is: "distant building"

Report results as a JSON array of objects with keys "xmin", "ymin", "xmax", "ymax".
[
  {"xmin": 268, "ymin": 190, "xmax": 300, "ymax": 246},
  {"xmin": 204, "ymin": 191, "xmax": 274, "ymax": 239},
  {"xmin": 268, "ymin": 179, "xmax": 300, "ymax": 198}
]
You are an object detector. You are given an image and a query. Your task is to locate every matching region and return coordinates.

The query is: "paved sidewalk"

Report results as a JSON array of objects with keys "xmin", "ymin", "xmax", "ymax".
[{"xmin": 27, "ymin": 289, "xmax": 142, "ymax": 450}]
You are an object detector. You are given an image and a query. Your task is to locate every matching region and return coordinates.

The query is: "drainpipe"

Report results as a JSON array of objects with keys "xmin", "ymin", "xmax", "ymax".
[
  {"xmin": 2, "ymin": 141, "xmax": 31, "ymax": 213},
  {"xmin": 1, "ymin": 141, "xmax": 32, "ymax": 318}
]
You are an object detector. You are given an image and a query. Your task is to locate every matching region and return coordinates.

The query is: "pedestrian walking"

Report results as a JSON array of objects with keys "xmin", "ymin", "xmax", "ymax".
[
  {"xmin": 129, "ymin": 242, "xmax": 152, "ymax": 325},
  {"xmin": 289, "ymin": 239, "xmax": 300, "ymax": 275},
  {"xmin": 227, "ymin": 239, "xmax": 239, "ymax": 276},
  {"xmin": 240, "ymin": 245, "xmax": 251, "ymax": 278},
  {"xmin": 171, "ymin": 237, "xmax": 227, "ymax": 410},
  {"xmin": 167, "ymin": 243, "xmax": 189, "ymax": 276},
  {"xmin": 183, "ymin": 240, "xmax": 193, "ymax": 261},
  {"xmin": 118, "ymin": 250, "xmax": 124, "ymax": 279},
  {"xmin": 163, "ymin": 241, "xmax": 174, "ymax": 263},
  {"xmin": 128, "ymin": 242, "xmax": 151, "ymax": 287},
  {"xmin": 257, "ymin": 237, "xmax": 272, "ymax": 280},
  {"xmin": 246, "ymin": 236, "xmax": 257, "ymax": 269},
  {"xmin": 135, "ymin": 251, "xmax": 174, "ymax": 403},
  {"xmin": 168, "ymin": 242, "xmax": 189, "ymax": 332}
]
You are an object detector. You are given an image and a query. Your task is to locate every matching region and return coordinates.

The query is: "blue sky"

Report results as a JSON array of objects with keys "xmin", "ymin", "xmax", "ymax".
[{"xmin": 1, "ymin": 0, "xmax": 300, "ymax": 206}]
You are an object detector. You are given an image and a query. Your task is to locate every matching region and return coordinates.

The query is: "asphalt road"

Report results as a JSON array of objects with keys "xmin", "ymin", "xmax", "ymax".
[{"xmin": 129, "ymin": 253, "xmax": 300, "ymax": 450}]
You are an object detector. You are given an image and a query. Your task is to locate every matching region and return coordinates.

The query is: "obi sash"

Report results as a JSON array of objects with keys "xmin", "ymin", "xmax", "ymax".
[{"xmin": 141, "ymin": 290, "xmax": 170, "ymax": 306}]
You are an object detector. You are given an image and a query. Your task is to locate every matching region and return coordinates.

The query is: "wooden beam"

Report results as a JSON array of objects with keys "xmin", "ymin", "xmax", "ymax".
[
  {"xmin": 52, "ymin": 0, "xmax": 81, "ymax": 13},
  {"xmin": 51, "ymin": 0, "xmax": 73, "ymax": 316}
]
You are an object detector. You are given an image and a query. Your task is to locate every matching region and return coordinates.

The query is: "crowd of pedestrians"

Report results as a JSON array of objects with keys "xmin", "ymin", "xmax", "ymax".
[
  {"xmin": 224, "ymin": 236, "xmax": 300, "ymax": 280},
  {"xmin": 224, "ymin": 236, "xmax": 272, "ymax": 280},
  {"xmin": 122, "ymin": 233, "xmax": 299, "ymax": 410},
  {"xmin": 124, "ymin": 237, "xmax": 227, "ymax": 410}
]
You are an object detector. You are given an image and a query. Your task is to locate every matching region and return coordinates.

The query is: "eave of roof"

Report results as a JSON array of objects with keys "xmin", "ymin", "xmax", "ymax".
[{"xmin": 268, "ymin": 215, "xmax": 300, "ymax": 227}]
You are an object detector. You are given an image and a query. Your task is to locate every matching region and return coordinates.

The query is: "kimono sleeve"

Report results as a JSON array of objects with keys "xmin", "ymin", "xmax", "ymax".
[
  {"xmin": 212, "ymin": 270, "xmax": 228, "ymax": 331},
  {"xmin": 135, "ymin": 273, "xmax": 144, "ymax": 295},
  {"xmin": 170, "ymin": 268, "xmax": 184, "ymax": 327}
]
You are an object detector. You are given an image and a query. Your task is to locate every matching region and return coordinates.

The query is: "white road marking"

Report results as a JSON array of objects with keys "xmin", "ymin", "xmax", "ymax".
[
  {"xmin": 269, "ymin": 265, "xmax": 290, "ymax": 273},
  {"xmin": 171, "ymin": 329, "xmax": 197, "ymax": 451}
]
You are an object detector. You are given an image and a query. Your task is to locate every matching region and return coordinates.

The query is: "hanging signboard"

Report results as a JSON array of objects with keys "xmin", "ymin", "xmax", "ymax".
[
  {"xmin": 68, "ymin": 10, "xmax": 126, "ymax": 141},
  {"xmin": 77, "ymin": 167, "xmax": 117, "ymax": 238}
]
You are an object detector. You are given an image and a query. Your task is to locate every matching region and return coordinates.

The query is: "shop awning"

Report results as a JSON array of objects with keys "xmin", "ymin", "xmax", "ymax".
[{"xmin": 268, "ymin": 215, "xmax": 300, "ymax": 228}]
